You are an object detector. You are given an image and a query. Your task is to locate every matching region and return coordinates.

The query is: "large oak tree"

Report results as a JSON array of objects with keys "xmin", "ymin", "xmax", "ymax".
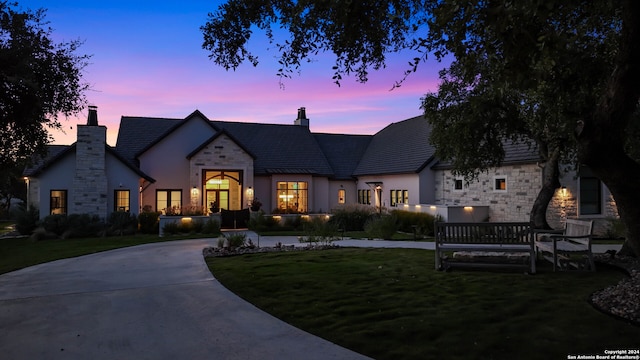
[
  {"xmin": 1, "ymin": 1, "xmax": 89, "ymax": 170},
  {"xmin": 202, "ymin": 0, "xmax": 640, "ymax": 256}
]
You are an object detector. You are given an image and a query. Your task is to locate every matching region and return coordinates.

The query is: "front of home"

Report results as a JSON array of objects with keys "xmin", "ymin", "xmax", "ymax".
[{"xmin": 23, "ymin": 106, "xmax": 619, "ymax": 233}]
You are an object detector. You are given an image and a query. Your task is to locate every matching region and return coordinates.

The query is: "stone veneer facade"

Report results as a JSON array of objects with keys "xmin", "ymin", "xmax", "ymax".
[
  {"xmin": 435, "ymin": 163, "xmax": 619, "ymax": 235},
  {"xmin": 434, "ymin": 163, "xmax": 543, "ymax": 222},
  {"xmin": 72, "ymin": 124, "xmax": 108, "ymax": 219},
  {"xmin": 189, "ymin": 133, "xmax": 254, "ymax": 209}
]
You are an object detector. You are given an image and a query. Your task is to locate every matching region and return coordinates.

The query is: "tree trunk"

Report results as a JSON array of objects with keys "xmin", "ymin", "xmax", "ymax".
[
  {"xmin": 530, "ymin": 148, "xmax": 561, "ymax": 230},
  {"xmin": 577, "ymin": 0, "xmax": 640, "ymax": 257}
]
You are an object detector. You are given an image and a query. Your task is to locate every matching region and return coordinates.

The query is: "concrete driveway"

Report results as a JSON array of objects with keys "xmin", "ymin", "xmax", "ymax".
[{"xmin": 0, "ymin": 238, "xmax": 371, "ymax": 360}]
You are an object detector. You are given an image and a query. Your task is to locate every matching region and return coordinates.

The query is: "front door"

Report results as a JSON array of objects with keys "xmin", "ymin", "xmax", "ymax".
[
  {"xmin": 206, "ymin": 190, "xmax": 229, "ymax": 212},
  {"xmin": 203, "ymin": 170, "xmax": 243, "ymax": 213}
]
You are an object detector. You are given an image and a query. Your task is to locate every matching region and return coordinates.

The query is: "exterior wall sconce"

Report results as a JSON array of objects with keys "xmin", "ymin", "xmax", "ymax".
[
  {"xmin": 191, "ymin": 186, "xmax": 199, "ymax": 196},
  {"xmin": 561, "ymin": 186, "xmax": 567, "ymax": 197}
]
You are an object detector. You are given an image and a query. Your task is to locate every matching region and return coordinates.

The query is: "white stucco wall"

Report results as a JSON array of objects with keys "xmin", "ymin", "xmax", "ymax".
[
  {"xmin": 327, "ymin": 180, "xmax": 358, "ymax": 211},
  {"xmin": 105, "ymin": 153, "xmax": 142, "ymax": 215},
  {"xmin": 31, "ymin": 151, "xmax": 76, "ymax": 218},
  {"xmin": 356, "ymin": 174, "xmax": 422, "ymax": 211},
  {"xmin": 138, "ymin": 116, "xmax": 217, "ymax": 212}
]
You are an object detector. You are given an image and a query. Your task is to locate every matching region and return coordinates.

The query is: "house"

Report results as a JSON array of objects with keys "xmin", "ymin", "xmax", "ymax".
[{"xmin": 23, "ymin": 106, "xmax": 618, "ymax": 233}]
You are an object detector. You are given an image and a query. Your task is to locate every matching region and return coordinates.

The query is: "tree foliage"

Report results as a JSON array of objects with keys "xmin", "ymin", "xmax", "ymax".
[
  {"xmin": 202, "ymin": 0, "xmax": 640, "ymax": 255},
  {"xmin": 201, "ymin": 0, "xmax": 429, "ymax": 85},
  {"xmin": 0, "ymin": 1, "xmax": 89, "ymax": 169}
]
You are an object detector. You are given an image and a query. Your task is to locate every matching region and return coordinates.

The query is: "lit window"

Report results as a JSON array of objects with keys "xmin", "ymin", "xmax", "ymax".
[
  {"xmin": 115, "ymin": 190, "xmax": 130, "ymax": 212},
  {"xmin": 157, "ymin": 190, "xmax": 182, "ymax": 214},
  {"xmin": 276, "ymin": 181, "xmax": 308, "ymax": 213},
  {"xmin": 50, "ymin": 190, "xmax": 67, "ymax": 215},
  {"xmin": 338, "ymin": 189, "xmax": 346, "ymax": 204},
  {"xmin": 494, "ymin": 177, "xmax": 507, "ymax": 191}
]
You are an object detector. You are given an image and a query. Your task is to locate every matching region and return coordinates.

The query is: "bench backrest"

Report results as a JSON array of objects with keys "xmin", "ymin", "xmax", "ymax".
[
  {"xmin": 563, "ymin": 219, "xmax": 593, "ymax": 245},
  {"xmin": 435, "ymin": 222, "xmax": 532, "ymax": 244}
]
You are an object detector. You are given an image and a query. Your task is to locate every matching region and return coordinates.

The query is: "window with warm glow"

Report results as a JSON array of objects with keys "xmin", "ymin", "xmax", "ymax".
[
  {"xmin": 338, "ymin": 189, "xmax": 346, "ymax": 204},
  {"xmin": 157, "ymin": 190, "xmax": 182, "ymax": 214},
  {"xmin": 494, "ymin": 177, "xmax": 507, "ymax": 191},
  {"xmin": 50, "ymin": 190, "xmax": 67, "ymax": 215},
  {"xmin": 276, "ymin": 181, "xmax": 308, "ymax": 213},
  {"xmin": 115, "ymin": 190, "xmax": 130, "ymax": 212}
]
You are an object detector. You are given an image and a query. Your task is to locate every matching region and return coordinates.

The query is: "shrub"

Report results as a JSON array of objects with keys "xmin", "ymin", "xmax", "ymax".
[
  {"xmin": 391, "ymin": 210, "xmax": 436, "ymax": 237},
  {"xmin": 139, "ymin": 211, "xmax": 160, "ymax": 234},
  {"xmin": 191, "ymin": 219, "xmax": 204, "ymax": 233},
  {"xmin": 301, "ymin": 217, "xmax": 339, "ymax": 245},
  {"xmin": 41, "ymin": 214, "xmax": 69, "ymax": 236},
  {"xmin": 329, "ymin": 204, "xmax": 376, "ymax": 231},
  {"xmin": 364, "ymin": 214, "xmax": 397, "ymax": 239},
  {"xmin": 604, "ymin": 217, "xmax": 626, "ymax": 239},
  {"xmin": 162, "ymin": 221, "xmax": 180, "ymax": 235},
  {"xmin": 14, "ymin": 204, "xmax": 39, "ymax": 235},
  {"xmin": 64, "ymin": 213, "xmax": 104, "ymax": 238},
  {"xmin": 107, "ymin": 212, "xmax": 137, "ymax": 236},
  {"xmin": 202, "ymin": 218, "xmax": 220, "ymax": 235},
  {"xmin": 222, "ymin": 232, "xmax": 247, "ymax": 248},
  {"xmin": 248, "ymin": 212, "xmax": 280, "ymax": 232}
]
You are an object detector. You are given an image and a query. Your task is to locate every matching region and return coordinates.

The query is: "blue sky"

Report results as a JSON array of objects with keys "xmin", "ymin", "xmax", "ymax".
[{"xmin": 17, "ymin": 1, "xmax": 445, "ymax": 145}]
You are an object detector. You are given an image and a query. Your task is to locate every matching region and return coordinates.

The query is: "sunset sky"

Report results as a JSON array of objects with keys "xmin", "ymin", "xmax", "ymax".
[{"xmin": 18, "ymin": 0, "xmax": 446, "ymax": 145}]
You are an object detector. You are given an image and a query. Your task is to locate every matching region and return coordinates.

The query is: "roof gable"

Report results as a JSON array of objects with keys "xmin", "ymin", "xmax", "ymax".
[
  {"xmin": 186, "ymin": 129, "xmax": 256, "ymax": 160},
  {"xmin": 23, "ymin": 144, "xmax": 154, "ymax": 182},
  {"xmin": 353, "ymin": 116, "xmax": 436, "ymax": 176}
]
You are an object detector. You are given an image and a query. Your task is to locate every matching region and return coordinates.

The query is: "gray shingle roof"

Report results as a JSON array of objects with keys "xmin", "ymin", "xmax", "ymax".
[
  {"xmin": 22, "ymin": 145, "xmax": 71, "ymax": 177},
  {"xmin": 353, "ymin": 116, "xmax": 436, "ymax": 176},
  {"xmin": 115, "ymin": 115, "xmax": 335, "ymax": 176},
  {"xmin": 431, "ymin": 138, "xmax": 539, "ymax": 170},
  {"xmin": 211, "ymin": 121, "xmax": 334, "ymax": 176},
  {"xmin": 313, "ymin": 133, "xmax": 372, "ymax": 180}
]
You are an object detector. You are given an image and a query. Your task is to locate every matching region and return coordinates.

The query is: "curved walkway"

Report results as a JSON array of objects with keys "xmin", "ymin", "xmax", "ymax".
[{"xmin": 0, "ymin": 232, "xmax": 620, "ymax": 360}]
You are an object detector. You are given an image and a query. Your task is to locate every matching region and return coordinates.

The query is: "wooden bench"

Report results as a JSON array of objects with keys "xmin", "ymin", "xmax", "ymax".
[
  {"xmin": 534, "ymin": 219, "xmax": 594, "ymax": 271},
  {"xmin": 435, "ymin": 222, "xmax": 536, "ymax": 274}
]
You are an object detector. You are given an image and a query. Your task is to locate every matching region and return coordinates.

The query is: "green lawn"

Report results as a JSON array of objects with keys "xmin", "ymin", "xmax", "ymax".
[
  {"xmin": 207, "ymin": 248, "xmax": 639, "ymax": 360},
  {"xmin": 0, "ymin": 234, "xmax": 207, "ymax": 275}
]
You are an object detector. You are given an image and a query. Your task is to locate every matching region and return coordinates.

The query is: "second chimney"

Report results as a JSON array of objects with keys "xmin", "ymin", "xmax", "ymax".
[{"xmin": 294, "ymin": 107, "xmax": 309, "ymax": 127}]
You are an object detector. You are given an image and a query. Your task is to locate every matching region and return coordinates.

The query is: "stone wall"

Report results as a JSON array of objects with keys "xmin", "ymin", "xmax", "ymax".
[
  {"xmin": 434, "ymin": 163, "xmax": 541, "ymax": 222},
  {"xmin": 72, "ymin": 125, "xmax": 108, "ymax": 219}
]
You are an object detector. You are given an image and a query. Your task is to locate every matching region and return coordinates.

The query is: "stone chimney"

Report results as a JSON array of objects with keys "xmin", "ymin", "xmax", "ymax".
[
  {"xmin": 72, "ymin": 105, "xmax": 108, "ymax": 219},
  {"xmin": 294, "ymin": 107, "xmax": 309, "ymax": 127}
]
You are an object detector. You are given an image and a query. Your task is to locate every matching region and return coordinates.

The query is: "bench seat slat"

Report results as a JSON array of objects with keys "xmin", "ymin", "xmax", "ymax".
[{"xmin": 435, "ymin": 221, "xmax": 536, "ymax": 274}]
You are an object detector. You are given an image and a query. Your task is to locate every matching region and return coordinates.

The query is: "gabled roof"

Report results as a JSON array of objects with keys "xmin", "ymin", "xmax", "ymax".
[
  {"xmin": 431, "ymin": 138, "xmax": 540, "ymax": 170},
  {"xmin": 186, "ymin": 129, "xmax": 256, "ymax": 160},
  {"xmin": 211, "ymin": 120, "xmax": 334, "ymax": 176},
  {"xmin": 22, "ymin": 145, "xmax": 72, "ymax": 177},
  {"xmin": 23, "ymin": 144, "xmax": 155, "ymax": 182},
  {"xmin": 115, "ymin": 114, "xmax": 335, "ymax": 176},
  {"xmin": 313, "ymin": 133, "xmax": 372, "ymax": 180},
  {"xmin": 353, "ymin": 116, "xmax": 436, "ymax": 176}
]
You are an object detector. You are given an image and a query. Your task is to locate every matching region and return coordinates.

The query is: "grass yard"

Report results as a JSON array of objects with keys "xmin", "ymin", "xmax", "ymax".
[
  {"xmin": 0, "ymin": 234, "xmax": 206, "ymax": 275},
  {"xmin": 206, "ymin": 248, "xmax": 639, "ymax": 360}
]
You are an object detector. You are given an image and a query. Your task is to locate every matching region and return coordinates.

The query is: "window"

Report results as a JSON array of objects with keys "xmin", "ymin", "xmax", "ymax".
[
  {"xmin": 157, "ymin": 190, "xmax": 182, "ymax": 214},
  {"xmin": 358, "ymin": 189, "xmax": 371, "ymax": 205},
  {"xmin": 580, "ymin": 177, "xmax": 602, "ymax": 215},
  {"xmin": 453, "ymin": 178, "xmax": 464, "ymax": 191},
  {"xmin": 50, "ymin": 190, "xmax": 67, "ymax": 215},
  {"xmin": 390, "ymin": 190, "xmax": 409, "ymax": 206},
  {"xmin": 276, "ymin": 181, "xmax": 308, "ymax": 213},
  {"xmin": 115, "ymin": 190, "xmax": 130, "ymax": 212},
  {"xmin": 494, "ymin": 177, "xmax": 507, "ymax": 191},
  {"xmin": 338, "ymin": 189, "xmax": 346, "ymax": 204}
]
